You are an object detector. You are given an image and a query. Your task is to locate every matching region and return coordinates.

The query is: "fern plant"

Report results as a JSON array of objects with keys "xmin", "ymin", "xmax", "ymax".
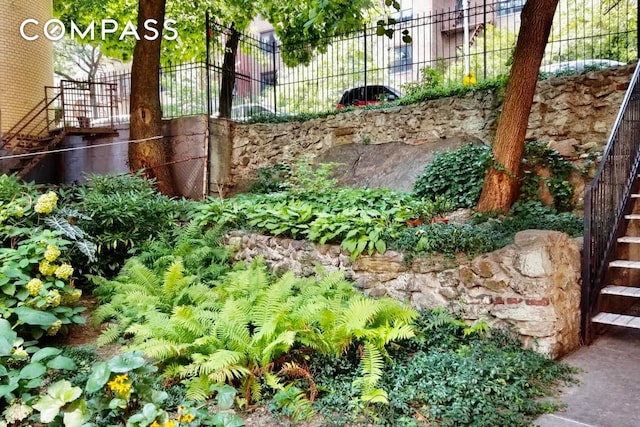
[{"xmin": 93, "ymin": 249, "xmax": 418, "ymax": 411}]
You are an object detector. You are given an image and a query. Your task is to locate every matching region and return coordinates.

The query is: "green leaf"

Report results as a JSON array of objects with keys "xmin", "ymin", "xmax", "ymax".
[
  {"xmin": 213, "ymin": 384, "xmax": 237, "ymax": 410},
  {"xmin": 211, "ymin": 412, "xmax": 245, "ymax": 427},
  {"xmin": 47, "ymin": 355, "xmax": 77, "ymax": 370},
  {"xmin": 33, "ymin": 395, "xmax": 64, "ymax": 423},
  {"xmin": 14, "ymin": 306, "xmax": 58, "ymax": 326},
  {"xmin": 86, "ymin": 362, "xmax": 111, "ymax": 393},
  {"xmin": 108, "ymin": 352, "xmax": 146, "ymax": 373},
  {"xmin": 32, "ymin": 347, "xmax": 63, "ymax": 362},
  {"xmin": 19, "ymin": 362, "xmax": 46, "ymax": 380},
  {"xmin": 374, "ymin": 239, "xmax": 386, "ymax": 254},
  {"xmin": 0, "ymin": 337, "xmax": 12, "ymax": 357},
  {"xmin": 1, "ymin": 282, "xmax": 16, "ymax": 296},
  {"xmin": 63, "ymin": 399, "xmax": 90, "ymax": 427}
]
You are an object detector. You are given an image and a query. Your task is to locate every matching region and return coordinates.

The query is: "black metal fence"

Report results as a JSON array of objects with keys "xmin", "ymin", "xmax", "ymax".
[
  {"xmin": 95, "ymin": 0, "xmax": 638, "ymax": 120},
  {"xmin": 582, "ymin": 63, "xmax": 640, "ymax": 343}
]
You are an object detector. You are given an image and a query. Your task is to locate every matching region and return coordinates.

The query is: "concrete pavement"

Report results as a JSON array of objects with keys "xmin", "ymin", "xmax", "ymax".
[{"xmin": 535, "ymin": 327, "xmax": 640, "ymax": 427}]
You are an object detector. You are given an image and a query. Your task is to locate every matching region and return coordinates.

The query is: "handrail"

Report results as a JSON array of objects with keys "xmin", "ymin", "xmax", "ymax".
[
  {"xmin": 582, "ymin": 62, "xmax": 640, "ymax": 343},
  {"xmin": 0, "ymin": 93, "xmax": 61, "ymax": 150}
]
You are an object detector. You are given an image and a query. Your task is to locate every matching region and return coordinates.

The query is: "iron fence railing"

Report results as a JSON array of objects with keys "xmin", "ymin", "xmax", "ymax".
[
  {"xmin": 94, "ymin": 0, "xmax": 637, "ymax": 120},
  {"xmin": 582, "ymin": 62, "xmax": 640, "ymax": 343}
]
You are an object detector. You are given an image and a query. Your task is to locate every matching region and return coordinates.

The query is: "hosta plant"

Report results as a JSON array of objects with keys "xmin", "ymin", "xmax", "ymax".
[{"xmin": 0, "ymin": 319, "xmax": 77, "ymax": 423}]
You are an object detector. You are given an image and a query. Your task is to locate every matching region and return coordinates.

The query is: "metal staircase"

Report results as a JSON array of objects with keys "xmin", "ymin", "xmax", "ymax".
[
  {"xmin": 0, "ymin": 80, "xmax": 117, "ymax": 179},
  {"xmin": 583, "ymin": 63, "xmax": 640, "ymax": 342}
]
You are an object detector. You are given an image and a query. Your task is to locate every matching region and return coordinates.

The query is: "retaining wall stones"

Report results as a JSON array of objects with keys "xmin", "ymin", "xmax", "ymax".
[
  {"xmin": 225, "ymin": 229, "xmax": 582, "ymax": 358},
  {"xmin": 225, "ymin": 65, "xmax": 634, "ymax": 191}
]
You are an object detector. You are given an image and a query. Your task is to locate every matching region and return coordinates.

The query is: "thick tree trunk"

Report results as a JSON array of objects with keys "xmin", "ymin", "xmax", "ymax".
[
  {"xmin": 218, "ymin": 25, "xmax": 240, "ymax": 119},
  {"xmin": 476, "ymin": 0, "xmax": 559, "ymax": 212},
  {"xmin": 128, "ymin": 0, "xmax": 175, "ymax": 195}
]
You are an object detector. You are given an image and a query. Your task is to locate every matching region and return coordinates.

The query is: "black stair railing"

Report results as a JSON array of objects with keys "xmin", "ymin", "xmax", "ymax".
[{"xmin": 583, "ymin": 63, "xmax": 640, "ymax": 343}]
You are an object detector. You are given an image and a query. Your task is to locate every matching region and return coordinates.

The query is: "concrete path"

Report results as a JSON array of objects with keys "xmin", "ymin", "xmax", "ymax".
[{"xmin": 534, "ymin": 327, "xmax": 640, "ymax": 427}]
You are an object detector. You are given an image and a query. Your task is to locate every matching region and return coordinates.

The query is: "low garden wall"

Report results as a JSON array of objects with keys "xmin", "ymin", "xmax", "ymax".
[
  {"xmin": 223, "ymin": 64, "xmax": 635, "ymax": 191},
  {"xmin": 225, "ymin": 229, "xmax": 582, "ymax": 359}
]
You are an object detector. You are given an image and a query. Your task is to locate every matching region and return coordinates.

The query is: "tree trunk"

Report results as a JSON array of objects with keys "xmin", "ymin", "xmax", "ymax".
[
  {"xmin": 218, "ymin": 24, "xmax": 240, "ymax": 119},
  {"xmin": 128, "ymin": 0, "xmax": 175, "ymax": 195},
  {"xmin": 476, "ymin": 0, "xmax": 559, "ymax": 212}
]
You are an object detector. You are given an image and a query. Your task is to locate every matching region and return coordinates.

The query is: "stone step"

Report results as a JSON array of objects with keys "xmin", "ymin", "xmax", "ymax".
[
  {"xmin": 601, "ymin": 285, "xmax": 640, "ymax": 298},
  {"xmin": 625, "ymin": 214, "xmax": 640, "ymax": 220},
  {"xmin": 592, "ymin": 312, "xmax": 640, "ymax": 329},
  {"xmin": 609, "ymin": 260, "xmax": 640, "ymax": 269},
  {"xmin": 618, "ymin": 236, "xmax": 640, "ymax": 244}
]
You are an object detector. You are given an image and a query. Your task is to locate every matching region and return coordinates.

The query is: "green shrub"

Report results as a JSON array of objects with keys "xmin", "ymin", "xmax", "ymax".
[
  {"xmin": 72, "ymin": 173, "xmax": 183, "ymax": 276},
  {"xmin": 413, "ymin": 141, "xmax": 578, "ymax": 211},
  {"xmin": 413, "ymin": 143, "xmax": 492, "ymax": 208},
  {"xmin": 311, "ymin": 309, "xmax": 575, "ymax": 427},
  {"xmin": 0, "ymin": 186, "xmax": 94, "ymax": 340},
  {"xmin": 92, "ymin": 243, "xmax": 417, "ymax": 408}
]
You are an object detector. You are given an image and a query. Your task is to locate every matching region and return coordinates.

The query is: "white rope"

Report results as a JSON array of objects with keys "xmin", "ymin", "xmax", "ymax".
[{"xmin": 0, "ymin": 135, "xmax": 166, "ymax": 161}]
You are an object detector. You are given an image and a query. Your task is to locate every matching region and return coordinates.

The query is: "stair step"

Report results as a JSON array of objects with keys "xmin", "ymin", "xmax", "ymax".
[
  {"xmin": 625, "ymin": 214, "xmax": 640, "ymax": 220},
  {"xmin": 618, "ymin": 236, "xmax": 640, "ymax": 244},
  {"xmin": 601, "ymin": 285, "xmax": 640, "ymax": 297},
  {"xmin": 631, "ymin": 194, "xmax": 640, "ymax": 198},
  {"xmin": 609, "ymin": 260, "xmax": 640, "ymax": 269},
  {"xmin": 592, "ymin": 312, "xmax": 640, "ymax": 329}
]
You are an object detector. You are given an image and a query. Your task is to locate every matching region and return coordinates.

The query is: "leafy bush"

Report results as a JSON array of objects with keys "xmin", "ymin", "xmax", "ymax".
[
  {"xmin": 71, "ymin": 173, "xmax": 183, "ymax": 276},
  {"xmin": 413, "ymin": 141, "xmax": 578, "ymax": 211},
  {"xmin": 311, "ymin": 309, "xmax": 575, "ymax": 427},
  {"xmin": 92, "ymin": 240, "xmax": 417, "ymax": 409},
  {"xmin": 413, "ymin": 143, "xmax": 492, "ymax": 208},
  {"xmin": 0, "ymin": 319, "xmax": 77, "ymax": 421},
  {"xmin": 390, "ymin": 201, "xmax": 583, "ymax": 258},
  {"xmin": 0, "ymin": 183, "xmax": 94, "ymax": 339}
]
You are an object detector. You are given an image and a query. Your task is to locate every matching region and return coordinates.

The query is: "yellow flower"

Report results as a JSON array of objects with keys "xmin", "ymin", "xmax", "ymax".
[
  {"xmin": 108, "ymin": 374, "xmax": 132, "ymax": 399},
  {"xmin": 26, "ymin": 278, "xmax": 44, "ymax": 296},
  {"xmin": 44, "ymin": 244, "xmax": 61, "ymax": 262},
  {"xmin": 34, "ymin": 191, "xmax": 58, "ymax": 214},
  {"xmin": 46, "ymin": 289, "xmax": 61, "ymax": 307},
  {"xmin": 54, "ymin": 263, "xmax": 74, "ymax": 280},
  {"xmin": 47, "ymin": 320, "xmax": 62, "ymax": 336},
  {"xmin": 62, "ymin": 288, "xmax": 82, "ymax": 305},
  {"xmin": 462, "ymin": 71, "xmax": 477, "ymax": 87},
  {"xmin": 149, "ymin": 422, "xmax": 161, "ymax": 427},
  {"xmin": 179, "ymin": 413, "xmax": 195, "ymax": 423},
  {"xmin": 165, "ymin": 421, "xmax": 176, "ymax": 427},
  {"xmin": 39, "ymin": 260, "xmax": 57, "ymax": 276}
]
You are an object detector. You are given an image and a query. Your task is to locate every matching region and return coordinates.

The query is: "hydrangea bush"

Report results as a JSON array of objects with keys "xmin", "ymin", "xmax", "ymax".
[{"xmin": 0, "ymin": 185, "xmax": 93, "ymax": 339}]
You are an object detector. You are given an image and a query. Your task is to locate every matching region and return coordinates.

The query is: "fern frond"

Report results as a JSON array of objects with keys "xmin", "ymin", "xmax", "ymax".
[
  {"xmin": 353, "ymin": 342, "xmax": 385, "ymax": 399},
  {"xmin": 134, "ymin": 338, "xmax": 188, "ymax": 362},
  {"xmin": 97, "ymin": 324, "xmax": 123, "ymax": 347},
  {"xmin": 182, "ymin": 350, "xmax": 246, "ymax": 378},
  {"xmin": 163, "ymin": 259, "xmax": 186, "ymax": 298},
  {"xmin": 123, "ymin": 260, "xmax": 160, "ymax": 291},
  {"xmin": 259, "ymin": 330, "xmax": 297, "ymax": 366},
  {"xmin": 184, "ymin": 375, "xmax": 214, "ymax": 401}
]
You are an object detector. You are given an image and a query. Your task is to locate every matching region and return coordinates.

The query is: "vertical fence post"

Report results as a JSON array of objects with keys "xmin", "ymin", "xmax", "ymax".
[
  {"xmin": 483, "ymin": 0, "xmax": 487, "ymax": 80},
  {"xmin": 363, "ymin": 25, "xmax": 368, "ymax": 102},
  {"xmin": 205, "ymin": 12, "xmax": 212, "ymax": 118},
  {"xmin": 272, "ymin": 40, "xmax": 277, "ymax": 114}
]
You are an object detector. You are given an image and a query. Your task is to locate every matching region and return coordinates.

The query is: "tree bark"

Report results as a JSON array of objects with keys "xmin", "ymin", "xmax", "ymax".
[
  {"xmin": 218, "ymin": 24, "xmax": 240, "ymax": 119},
  {"xmin": 476, "ymin": 0, "xmax": 559, "ymax": 212},
  {"xmin": 128, "ymin": 0, "xmax": 175, "ymax": 195}
]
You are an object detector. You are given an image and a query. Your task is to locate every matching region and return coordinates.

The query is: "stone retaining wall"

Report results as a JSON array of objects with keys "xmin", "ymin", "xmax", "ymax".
[
  {"xmin": 226, "ymin": 65, "xmax": 634, "ymax": 191},
  {"xmin": 225, "ymin": 230, "xmax": 582, "ymax": 358}
]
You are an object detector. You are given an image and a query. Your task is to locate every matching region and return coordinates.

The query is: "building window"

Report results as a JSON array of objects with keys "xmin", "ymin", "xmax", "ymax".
[
  {"xmin": 260, "ymin": 30, "xmax": 276, "ymax": 53},
  {"xmin": 260, "ymin": 70, "xmax": 276, "ymax": 92},
  {"xmin": 391, "ymin": 0, "xmax": 413, "ymax": 22},
  {"xmin": 497, "ymin": 0, "xmax": 525, "ymax": 16},
  {"xmin": 391, "ymin": 45, "xmax": 412, "ymax": 73}
]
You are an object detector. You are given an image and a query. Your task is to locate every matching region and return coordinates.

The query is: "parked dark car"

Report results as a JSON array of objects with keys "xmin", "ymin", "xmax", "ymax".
[{"xmin": 337, "ymin": 85, "xmax": 401, "ymax": 109}]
